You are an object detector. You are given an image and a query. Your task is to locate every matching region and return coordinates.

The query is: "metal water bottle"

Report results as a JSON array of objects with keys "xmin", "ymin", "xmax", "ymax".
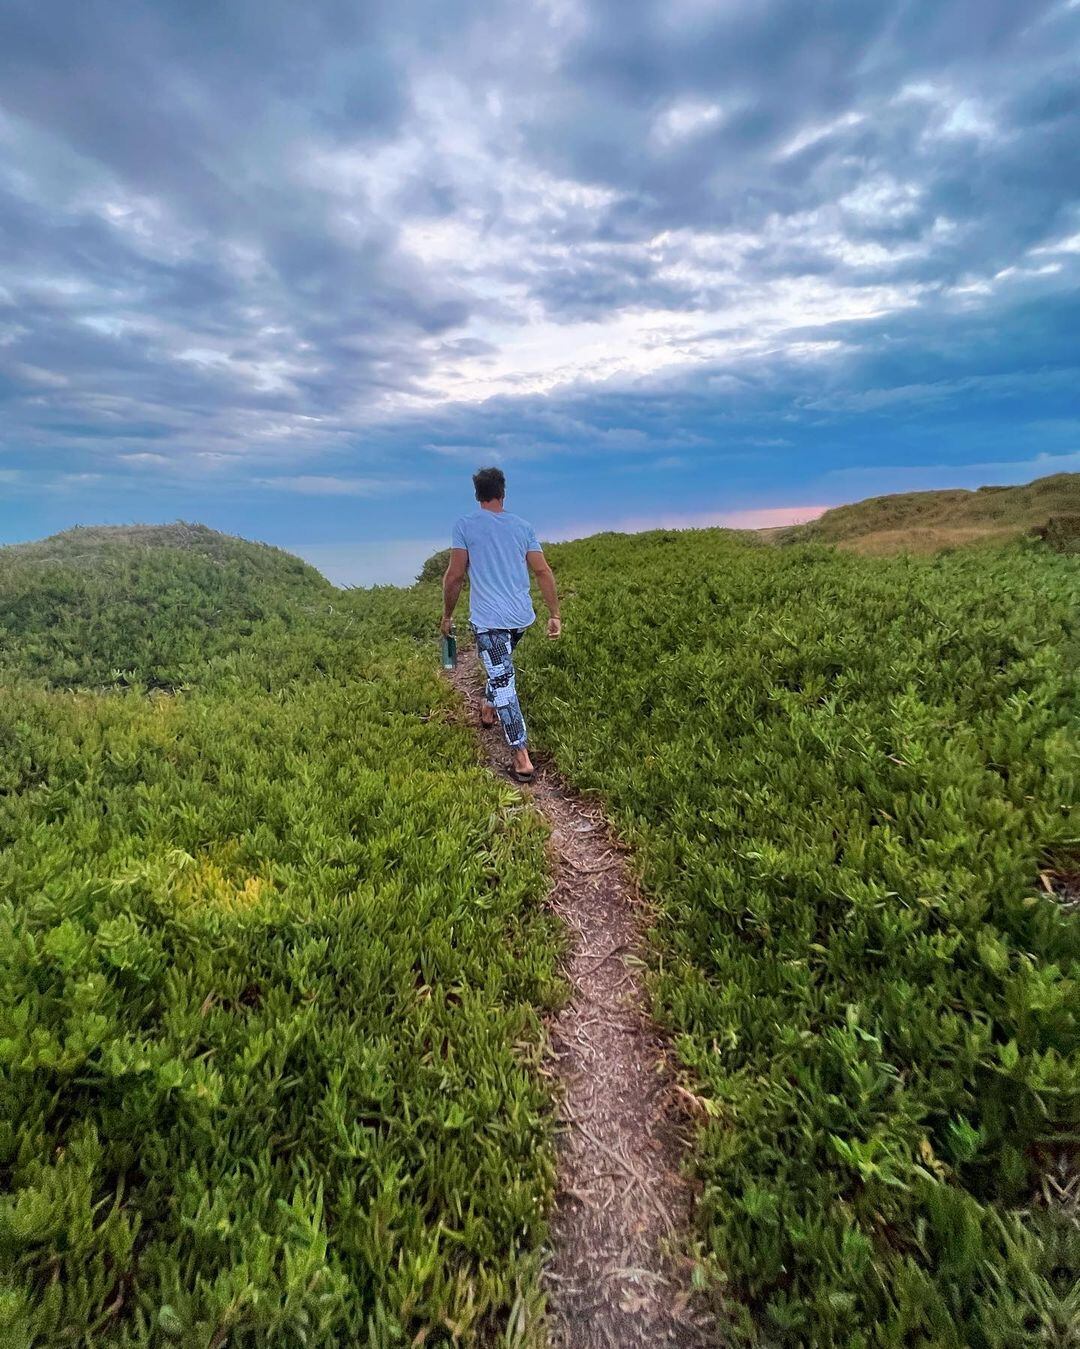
[{"xmin": 440, "ymin": 627, "xmax": 457, "ymax": 670}]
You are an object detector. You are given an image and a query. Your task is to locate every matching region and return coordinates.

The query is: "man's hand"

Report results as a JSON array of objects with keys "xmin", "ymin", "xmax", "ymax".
[
  {"xmin": 440, "ymin": 615, "xmax": 454, "ymax": 637},
  {"xmin": 526, "ymin": 550, "xmax": 561, "ymax": 640}
]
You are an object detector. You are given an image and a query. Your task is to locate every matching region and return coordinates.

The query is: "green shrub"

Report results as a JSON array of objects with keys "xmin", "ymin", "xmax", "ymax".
[
  {"xmin": 0, "ymin": 528, "xmax": 332, "ymax": 690},
  {"xmin": 416, "ymin": 550, "xmax": 451, "ymax": 586},
  {"xmin": 1, "ymin": 610, "xmax": 562, "ymax": 1345},
  {"xmin": 1038, "ymin": 516, "xmax": 1080, "ymax": 555},
  {"xmin": 522, "ymin": 531, "xmax": 1080, "ymax": 1346}
]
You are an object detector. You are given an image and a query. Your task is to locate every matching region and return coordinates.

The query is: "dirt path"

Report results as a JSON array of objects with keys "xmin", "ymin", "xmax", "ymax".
[{"xmin": 447, "ymin": 661, "xmax": 713, "ymax": 1348}]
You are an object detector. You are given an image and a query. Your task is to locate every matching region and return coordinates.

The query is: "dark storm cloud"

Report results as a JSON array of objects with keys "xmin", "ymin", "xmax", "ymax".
[
  {"xmin": 0, "ymin": 0, "xmax": 1077, "ymax": 520},
  {"xmin": 0, "ymin": 0, "xmax": 492, "ymax": 477},
  {"xmin": 509, "ymin": 1, "xmax": 1079, "ymax": 294},
  {"xmin": 527, "ymin": 2, "xmax": 1080, "ymax": 295}
]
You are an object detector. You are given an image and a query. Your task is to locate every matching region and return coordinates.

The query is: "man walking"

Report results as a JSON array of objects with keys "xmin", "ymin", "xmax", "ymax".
[{"xmin": 441, "ymin": 467, "xmax": 561, "ymax": 783}]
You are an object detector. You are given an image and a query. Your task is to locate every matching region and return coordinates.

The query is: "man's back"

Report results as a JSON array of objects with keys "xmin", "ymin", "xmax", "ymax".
[
  {"xmin": 442, "ymin": 467, "xmax": 560, "ymax": 781},
  {"xmin": 452, "ymin": 509, "xmax": 540, "ymax": 631}
]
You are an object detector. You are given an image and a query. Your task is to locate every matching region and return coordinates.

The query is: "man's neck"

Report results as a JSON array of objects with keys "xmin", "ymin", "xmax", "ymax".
[{"xmin": 480, "ymin": 499, "xmax": 505, "ymax": 513}]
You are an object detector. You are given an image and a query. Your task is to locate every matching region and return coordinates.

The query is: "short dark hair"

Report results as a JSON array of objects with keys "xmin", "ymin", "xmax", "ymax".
[{"xmin": 473, "ymin": 466, "xmax": 506, "ymax": 502}]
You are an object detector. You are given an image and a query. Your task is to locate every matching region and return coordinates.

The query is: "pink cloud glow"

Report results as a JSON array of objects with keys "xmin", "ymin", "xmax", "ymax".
[{"xmin": 550, "ymin": 503, "xmax": 831, "ymax": 541}]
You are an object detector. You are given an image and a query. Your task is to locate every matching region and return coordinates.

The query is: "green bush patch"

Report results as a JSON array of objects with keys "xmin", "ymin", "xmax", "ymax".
[
  {"xmin": 1, "ymin": 586, "xmax": 562, "ymax": 1346},
  {"xmin": 522, "ymin": 531, "xmax": 1080, "ymax": 1347}
]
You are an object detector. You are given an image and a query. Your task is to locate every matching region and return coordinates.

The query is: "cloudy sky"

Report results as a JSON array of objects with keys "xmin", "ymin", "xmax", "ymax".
[{"xmin": 1, "ymin": 0, "xmax": 1078, "ymax": 582}]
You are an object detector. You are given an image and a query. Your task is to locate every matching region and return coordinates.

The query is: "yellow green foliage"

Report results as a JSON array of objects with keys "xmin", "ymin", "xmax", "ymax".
[
  {"xmin": 5, "ymin": 514, "xmax": 1079, "ymax": 1347},
  {"xmin": 792, "ymin": 471, "xmax": 1080, "ymax": 553},
  {"xmin": 0, "ymin": 598, "xmax": 562, "ymax": 1346},
  {"xmin": 522, "ymin": 530, "xmax": 1080, "ymax": 1346},
  {"xmin": 0, "ymin": 524, "xmax": 332, "ymax": 689}
]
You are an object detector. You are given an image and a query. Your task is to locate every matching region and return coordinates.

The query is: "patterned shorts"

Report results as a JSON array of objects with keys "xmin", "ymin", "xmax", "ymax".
[{"xmin": 473, "ymin": 627, "xmax": 527, "ymax": 749}]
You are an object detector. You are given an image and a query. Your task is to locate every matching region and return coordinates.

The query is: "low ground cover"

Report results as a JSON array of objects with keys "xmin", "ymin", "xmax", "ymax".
[
  {"xmin": 0, "ymin": 525, "xmax": 332, "ymax": 689},
  {"xmin": 521, "ymin": 530, "xmax": 1079, "ymax": 1346},
  {"xmin": 791, "ymin": 470, "xmax": 1080, "ymax": 554},
  {"xmin": 6, "ymin": 518, "xmax": 1078, "ymax": 1346},
  {"xmin": 1, "ymin": 576, "xmax": 562, "ymax": 1345}
]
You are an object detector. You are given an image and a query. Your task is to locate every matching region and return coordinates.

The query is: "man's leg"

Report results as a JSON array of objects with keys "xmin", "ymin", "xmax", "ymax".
[
  {"xmin": 475, "ymin": 629, "xmax": 532, "ymax": 767},
  {"xmin": 480, "ymin": 628, "xmax": 523, "ymax": 726},
  {"xmin": 477, "ymin": 630, "xmax": 498, "ymax": 726}
]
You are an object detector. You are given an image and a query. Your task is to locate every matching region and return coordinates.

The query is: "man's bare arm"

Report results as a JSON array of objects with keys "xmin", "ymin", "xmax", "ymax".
[
  {"xmin": 441, "ymin": 548, "xmax": 468, "ymax": 634},
  {"xmin": 526, "ymin": 550, "xmax": 561, "ymax": 637}
]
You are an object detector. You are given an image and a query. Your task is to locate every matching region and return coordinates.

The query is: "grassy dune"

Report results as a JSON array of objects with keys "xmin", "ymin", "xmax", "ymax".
[{"xmin": 783, "ymin": 471, "xmax": 1080, "ymax": 555}]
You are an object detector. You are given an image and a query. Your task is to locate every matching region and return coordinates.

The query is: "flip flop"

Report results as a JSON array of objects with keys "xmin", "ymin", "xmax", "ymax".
[{"xmin": 507, "ymin": 763, "xmax": 536, "ymax": 783}]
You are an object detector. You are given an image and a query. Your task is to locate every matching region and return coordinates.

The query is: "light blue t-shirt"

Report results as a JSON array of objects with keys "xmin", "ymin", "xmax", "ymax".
[{"xmin": 451, "ymin": 509, "xmax": 541, "ymax": 631}]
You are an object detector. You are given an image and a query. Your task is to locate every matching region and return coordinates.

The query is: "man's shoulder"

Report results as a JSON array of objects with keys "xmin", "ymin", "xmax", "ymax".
[{"xmin": 453, "ymin": 510, "xmax": 536, "ymax": 543}]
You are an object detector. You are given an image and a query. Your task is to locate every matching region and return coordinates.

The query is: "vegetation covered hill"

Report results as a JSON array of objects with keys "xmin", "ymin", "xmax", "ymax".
[
  {"xmin": 0, "ymin": 523, "xmax": 332, "ymax": 688},
  {"xmin": 2, "ymin": 498, "xmax": 1078, "ymax": 1345},
  {"xmin": 6, "ymin": 521, "xmax": 318, "ymax": 564},
  {"xmin": 789, "ymin": 471, "xmax": 1080, "ymax": 554}
]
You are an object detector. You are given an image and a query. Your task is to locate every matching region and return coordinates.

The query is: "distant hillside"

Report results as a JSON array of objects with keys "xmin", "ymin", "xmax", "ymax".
[
  {"xmin": 416, "ymin": 475, "xmax": 1080, "ymax": 581},
  {"xmin": 791, "ymin": 471, "xmax": 1080, "ymax": 554},
  {"xmin": 0, "ymin": 522, "xmax": 331, "ymax": 688},
  {"xmin": 6, "ymin": 521, "xmax": 328, "ymax": 582}
]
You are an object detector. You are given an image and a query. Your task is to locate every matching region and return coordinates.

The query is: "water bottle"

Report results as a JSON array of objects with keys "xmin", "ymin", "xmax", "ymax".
[{"xmin": 441, "ymin": 627, "xmax": 457, "ymax": 670}]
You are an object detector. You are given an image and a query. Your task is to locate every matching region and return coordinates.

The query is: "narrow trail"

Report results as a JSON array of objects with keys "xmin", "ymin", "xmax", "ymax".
[{"xmin": 447, "ymin": 660, "xmax": 713, "ymax": 1348}]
